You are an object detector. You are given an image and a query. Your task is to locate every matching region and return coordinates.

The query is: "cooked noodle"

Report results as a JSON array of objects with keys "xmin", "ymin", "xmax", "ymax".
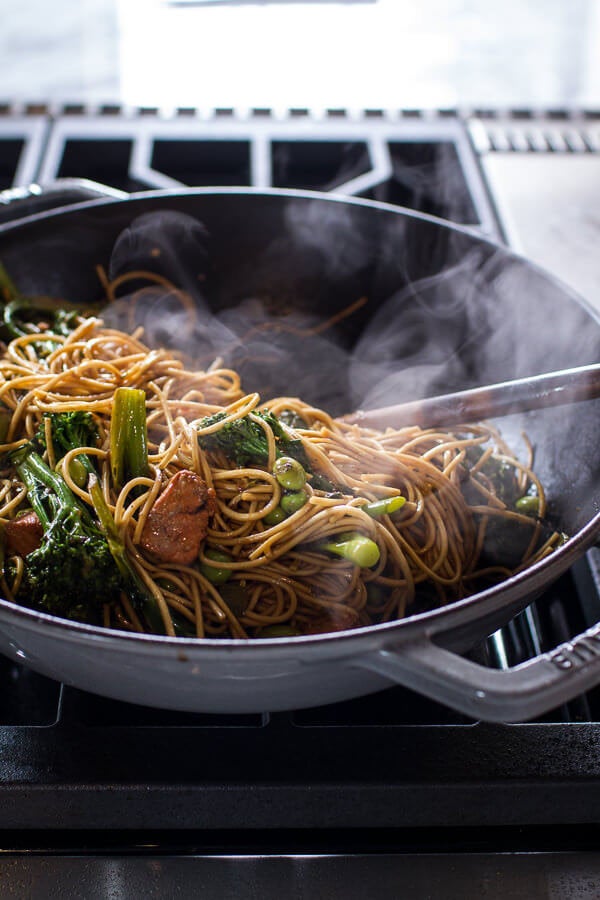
[{"xmin": 0, "ymin": 298, "xmax": 564, "ymax": 639}]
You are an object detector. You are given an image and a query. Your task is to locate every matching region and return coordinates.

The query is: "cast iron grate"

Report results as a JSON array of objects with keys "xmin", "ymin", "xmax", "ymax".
[
  {"xmin": 359, "ymin": 141, "xmax": 479, "ymax": 225},
  {"xmin": 1, "ymin": 109, "xmax": 600, "ymax": 835},
  {"xmin": 0, "ymin": 116, "xmax": 47, "ymax": 189},
  {"xmin": 0, "ymin": 139, "xmax": 24, "ymax": 190},
  {"xmin": 151, "ymin": 139, "xmax": 252, "ymax": 186},
  {"xmin": 57, "ymin": 139, "xmax": 147, "ymax": 193},
  {"xmin": 31, "ymin": 114, "xmax": 501, "ymax": 237},
  {"xmin": 271, "ymin": 140, "xmax": 370, "ymax": 191}
]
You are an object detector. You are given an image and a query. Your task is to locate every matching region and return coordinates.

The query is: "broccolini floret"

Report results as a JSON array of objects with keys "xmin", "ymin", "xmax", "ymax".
[
  {"xmin": 15, "ymin": 412, "xmax": 165, "ymax": 631},
  {"xmin": 197, "ymin": 409, "xmax": 334, "ymax": 490},
  {"xmin": 197, "ymin": 410, "xmax": 282, "ymax": 467},
  {"xmin": 33, "ymin": 410, "xmax": 99, "ymax": 474},
  {"xmin": 9, "ymin": 444, "xmax": 123, "ymax": 622}
]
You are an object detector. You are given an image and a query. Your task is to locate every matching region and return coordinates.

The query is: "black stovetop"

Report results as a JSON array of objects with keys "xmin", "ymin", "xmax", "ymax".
[{"xmin": 3, "ymin": 551, "xmax": 600, "ymax": 833}]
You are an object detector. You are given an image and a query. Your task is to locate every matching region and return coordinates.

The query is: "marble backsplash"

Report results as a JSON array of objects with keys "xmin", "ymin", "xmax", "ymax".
[{"xmin": 1, "ymin": 0, "xmax": 599, "ymax": 111}]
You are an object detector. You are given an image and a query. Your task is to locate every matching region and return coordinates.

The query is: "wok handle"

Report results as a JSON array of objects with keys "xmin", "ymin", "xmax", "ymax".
[
  {"xmin": 0, "ymin": 179, "xmax": 128, "ymax": 225},
  {"xmin": 359, "ymin": 620, "xmax": 600, "ymax": 722}
]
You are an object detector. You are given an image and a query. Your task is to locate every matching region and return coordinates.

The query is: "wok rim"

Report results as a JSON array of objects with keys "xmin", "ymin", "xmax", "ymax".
[
  {"xmin": 0, "ymin": 518, "xmax": 596, "ymax": 653},
  {"xmin": 0, "ymin": 185, "xmax": 599, "ymax": 654}
]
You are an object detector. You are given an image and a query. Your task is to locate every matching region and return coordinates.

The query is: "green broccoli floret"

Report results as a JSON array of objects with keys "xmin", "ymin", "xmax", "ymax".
[
  {"xmin": 33, "ymin": 410, "xmax": 99, "ymax": 475},
  {"xmin": 17, "ymin": 404, "xmax": 164, "ymax": 630},
  {"xmin": 24, "ymin": 504, "xmax": 123, "ymax": 622},
  {"xmin": 10, "ymin": 444, "xmax": 123, "ymax": 622},
  {"xmin": 197, "ymin": 409, "xmax": 334, "ymax": 490},
  {"xmin": 197, "ymin": 410, "xmax": 274, "ymax": 467}
]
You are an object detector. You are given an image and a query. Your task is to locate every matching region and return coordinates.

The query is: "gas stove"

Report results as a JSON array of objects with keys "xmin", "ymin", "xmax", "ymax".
[{"xmin": 1, "ymin": 105, "xmax": 600, "ymax": 897}]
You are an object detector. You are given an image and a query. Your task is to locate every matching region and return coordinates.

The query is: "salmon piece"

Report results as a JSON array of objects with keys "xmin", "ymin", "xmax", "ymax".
[
  {"xmin": 4, "ymin": 511, "xmax": 43, "ymax": 557},
  {"xmin": 140, "ymin": 470, "xmax": 215, "ymax": 566}
]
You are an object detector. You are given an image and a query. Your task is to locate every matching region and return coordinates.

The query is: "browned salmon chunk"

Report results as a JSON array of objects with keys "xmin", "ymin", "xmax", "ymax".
[
  {"xmin": 140, "ymin": 470, "xmax": 215, "ymax": 566},
  {"xmin": 4, "ymin": 511, "xmax": 43, "ymax": 557}
]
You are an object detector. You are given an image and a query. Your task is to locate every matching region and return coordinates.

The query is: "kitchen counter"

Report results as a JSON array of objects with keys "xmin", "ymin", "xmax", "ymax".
[{"xmin": 478, "ymin": 141, "xmax": 600, "ymax": 311}]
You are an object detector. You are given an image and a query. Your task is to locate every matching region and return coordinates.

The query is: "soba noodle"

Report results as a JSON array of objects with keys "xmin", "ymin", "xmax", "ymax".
[{"xmin": 0, "ymin": 306, "xmax": 564, "ymax": 639}]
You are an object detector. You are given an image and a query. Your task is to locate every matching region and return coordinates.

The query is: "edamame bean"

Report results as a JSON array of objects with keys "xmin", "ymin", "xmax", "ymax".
[
  {"xmin": 273, "ymin": 456, "xmax": 306, "ymax": 491},
  {"xmin": 263, "ymin": 506, "xmax": 287, "ymax": 526},
  {"xmin": 515, "ymin": 495, "xmax": 540, "ymax": 516},
  {"xmin": 200, "ymin": 548, "xmax": 233, "ymax": 584},
  {"xmin": 280, "ymin": 490, "xmax": 308, "ymax": 515}
]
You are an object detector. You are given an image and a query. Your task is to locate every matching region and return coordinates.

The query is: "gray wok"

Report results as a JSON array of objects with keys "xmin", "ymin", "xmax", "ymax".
[{"xmin": 0, "ymin": 184, "xmax": 600, "ymax": 722}]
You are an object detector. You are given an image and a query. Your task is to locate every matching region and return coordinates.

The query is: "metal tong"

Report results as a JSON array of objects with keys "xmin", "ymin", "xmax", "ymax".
[{"xmin": 343, "ymin": 362, "xmax": 600, "ymax": 430}]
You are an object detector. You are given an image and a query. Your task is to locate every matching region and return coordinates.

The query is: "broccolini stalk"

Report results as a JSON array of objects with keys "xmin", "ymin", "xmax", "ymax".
[
  {"xmin": 88, "ymin": 474, "xmax": 166, "ymax": 634},
  {"xmin": 9, "ymin": 444, "xmax": 124, "ymax": 622},
  {"xmin": 13, "ymin": 443, "xmax": 79, "ymax": 529},
  {"xmin": 33, "ymin": 411, "xmax": 98, "ymax": 476},
  {"xmin": 361, "ymin": 496, "xmax": 406, "ymax": 518},
  {"xmin": 110, "ymin": 387, "xmax": 149, "ymax": 491},
  {"xmin": 319, "ymin": 532, "xmax": 380, "ymax": 568}
]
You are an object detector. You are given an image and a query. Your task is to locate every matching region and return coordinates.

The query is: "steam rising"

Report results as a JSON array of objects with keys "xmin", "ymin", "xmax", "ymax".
[
  {"xmin": 350, "ymin": 250, "xmax": 492, "ymax": 410},
  {"xmin": 103, "ymin": 204, "xmax": 374, "ymax": 411},
  {"xmin": 102, "ymin": 202, "xmax": 600, "ymax": 426},
  {"xmin": 109, "ymin": 210, "xmax": 210, "ymax": 290}
]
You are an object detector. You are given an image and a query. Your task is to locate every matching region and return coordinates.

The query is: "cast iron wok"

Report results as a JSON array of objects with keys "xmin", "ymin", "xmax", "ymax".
[{"xmin": 1, "ymin": 185, "xmax": 600, "ymax": 722}]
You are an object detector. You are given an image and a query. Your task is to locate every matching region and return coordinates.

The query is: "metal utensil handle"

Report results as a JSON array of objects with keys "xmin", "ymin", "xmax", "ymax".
[
  {"xmin": 360, "ymin": 621, "xmax": 600, "ymax": 722},
  {"xmin": 0, "ymin": 179, "xmax": 128, "ymax": 226},
  {"xmin": 345, "ymin": 362, "xmax": 600, "ymax": 431}
]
